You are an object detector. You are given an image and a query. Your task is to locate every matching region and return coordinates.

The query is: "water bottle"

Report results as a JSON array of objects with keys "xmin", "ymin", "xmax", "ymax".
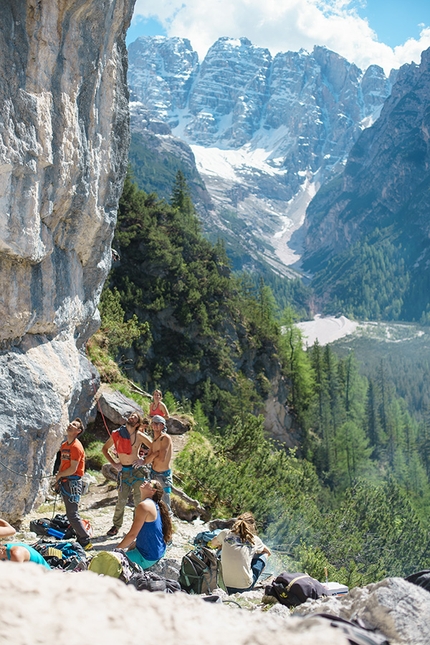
[{"xmin": 46, "ymin": 527, "xmax": 65, "ymax": 539}]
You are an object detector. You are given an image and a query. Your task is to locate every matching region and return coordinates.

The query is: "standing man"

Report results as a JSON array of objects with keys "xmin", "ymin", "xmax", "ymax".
[
  {"xmin": 102, "ymin": 412, "xmax": 152, "ymax": 537},
  {"xmin": 142, "ymin": 415, "xmax": 173, "ymax": 510},
  {"xmin": 54, "ymin": 418, "xmax": 93, "ymax": 550}
]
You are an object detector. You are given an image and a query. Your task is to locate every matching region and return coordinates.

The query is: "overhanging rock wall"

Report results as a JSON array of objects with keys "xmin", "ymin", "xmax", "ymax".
[{"xmin": 0, "ymin": 0, "xmax": 135, "ymax": 520}]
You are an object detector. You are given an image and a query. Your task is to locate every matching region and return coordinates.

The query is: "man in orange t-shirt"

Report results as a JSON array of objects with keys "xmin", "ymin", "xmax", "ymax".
[{"xmin": 54, "ymin": 418, "xmax": 92, "ymax": 550}]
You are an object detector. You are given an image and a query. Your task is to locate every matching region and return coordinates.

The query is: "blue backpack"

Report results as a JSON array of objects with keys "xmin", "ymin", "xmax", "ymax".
[{"xmin": 32, "ymin": 540, "xmax": 87, "ymax": 571}]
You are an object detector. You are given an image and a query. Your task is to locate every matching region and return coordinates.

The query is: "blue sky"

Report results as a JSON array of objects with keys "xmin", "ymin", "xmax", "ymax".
[
  {"xmin": 352, "ymin": 0, "xmax": 428, "ymax": 47},
  {"xmin": 129, "ymin": 0, "xmax": 430, "ymax": 74}
]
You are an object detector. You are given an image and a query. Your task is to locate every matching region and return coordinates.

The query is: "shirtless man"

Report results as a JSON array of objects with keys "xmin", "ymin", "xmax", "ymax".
[
  {"xmin": 102, "ymin": 412, "xmax": 152, "ymax": 537},
  {"xmin": 142, "ymin": 414, "xmax": 173, "ymax": 510}
]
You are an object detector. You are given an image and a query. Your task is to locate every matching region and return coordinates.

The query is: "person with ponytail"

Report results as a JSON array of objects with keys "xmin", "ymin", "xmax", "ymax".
[
  {"xmin": 210, "ymin": 512, "xmax": 271, "ymax": 594},
  {"xmin": 116, "ymin": 479, "xmax": 172, "ymax": 569}
]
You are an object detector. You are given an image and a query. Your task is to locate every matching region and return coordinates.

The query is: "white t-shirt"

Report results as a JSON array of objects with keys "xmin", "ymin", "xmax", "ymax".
[{"xmin": 213, "ymin": 529, "xmax": 266, "ymax": 589}]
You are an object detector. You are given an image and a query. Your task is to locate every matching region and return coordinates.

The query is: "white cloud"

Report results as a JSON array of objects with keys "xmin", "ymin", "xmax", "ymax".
[{"xmin": 132, "ymin": 0, "xmax": 430, "ymax": 74}]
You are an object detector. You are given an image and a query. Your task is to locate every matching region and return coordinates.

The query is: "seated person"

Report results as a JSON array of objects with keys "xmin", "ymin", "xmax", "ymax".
[
  {"xmin": 0, "ymin": 542, "xmax": 51, "ymax": 569},
  {"xmin": 0, "ymin": 518, "xmax": 16, "ymax": 538},
  {"xmin": 116, "ymin": 479, "xmax": 172, "ymax": 570},
  {"xmin": 210, "ymin": 512, "xmax": 271, "ymax": 594}
]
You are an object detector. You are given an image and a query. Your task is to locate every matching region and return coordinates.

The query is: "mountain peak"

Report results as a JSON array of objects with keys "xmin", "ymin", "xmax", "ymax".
[{"xmin": 128, "ymin": 35, "xmax": 392, "ymax": 275}]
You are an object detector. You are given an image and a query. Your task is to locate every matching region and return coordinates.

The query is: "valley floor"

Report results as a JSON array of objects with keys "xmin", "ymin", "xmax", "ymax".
[{"xmin": 296, "ymin": 315, "xmax": 426, "ymax": 347}]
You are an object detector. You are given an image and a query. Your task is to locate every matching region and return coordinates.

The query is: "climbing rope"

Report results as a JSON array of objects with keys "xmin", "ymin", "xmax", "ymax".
[{"xmin": 0, "ymin": 459, "xmax": 53, "ymax": 481}]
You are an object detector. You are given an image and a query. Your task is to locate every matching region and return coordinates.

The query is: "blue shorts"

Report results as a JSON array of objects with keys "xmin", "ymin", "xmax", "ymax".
[{"xmin": 126, "ymin": 548, "xmax": 163, "ymax": 570}]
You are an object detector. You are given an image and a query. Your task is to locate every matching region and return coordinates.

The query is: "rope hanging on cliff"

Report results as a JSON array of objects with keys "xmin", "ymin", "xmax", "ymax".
[
  {"xmin": 0, "ymin": 459, "xmax": 53, "ymax": 481},
  {"xmin": 85, "ymin": 344, "xmax": 148, "ymax": 438}
]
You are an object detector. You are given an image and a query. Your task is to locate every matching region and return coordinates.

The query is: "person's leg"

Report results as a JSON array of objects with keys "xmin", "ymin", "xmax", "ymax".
[
  {"xmin": 131, "ymin": 468, "xmax": 147, "ymax": 509},
  {"xmin": 61, "ymin": 482, "xmax": 91, "ymax": 546},
  {"xmin": 150, "ymin": 469, "xmax": 171, "ymax": 510},
  {"xmin": 249, "ymin": 553, "xmax": 268, "ymax": 588},
  {"xmin": 226, "ymin": 585, "xmax": 246, "ymax": 595},
  {"xmin": 112, "ymin": 477, "xmax": 130, "ymax": 529},
  {"xmin": 125, "ymin": 548, "xmax": 159, "ymax": 570}
]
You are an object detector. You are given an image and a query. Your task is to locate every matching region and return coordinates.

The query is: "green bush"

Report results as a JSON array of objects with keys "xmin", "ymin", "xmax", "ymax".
[{"xmin": 84, "ymin": 441, "xmax": 106, "ymax": 471}]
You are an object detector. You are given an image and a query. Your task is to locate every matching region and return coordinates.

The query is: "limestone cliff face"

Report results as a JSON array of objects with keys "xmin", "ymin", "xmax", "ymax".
[{"xmin": 0, "ymin": 0, "xmax": 134, "ymax": 520}]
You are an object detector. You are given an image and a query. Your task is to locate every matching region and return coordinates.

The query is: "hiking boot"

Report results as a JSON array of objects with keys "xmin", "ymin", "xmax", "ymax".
[{"xmin": 107, "ymin": 525, "xmax": 119, "ymax": 537}]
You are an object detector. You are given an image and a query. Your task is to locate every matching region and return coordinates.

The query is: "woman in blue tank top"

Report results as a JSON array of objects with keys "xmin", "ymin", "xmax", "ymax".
[
  {"xmin": 0, "ymin": 542, "xmax": 51, "ymax": 569},
  {"xmin": 117, "ymin": 479, "xmax": 173, "ymax": 569}
]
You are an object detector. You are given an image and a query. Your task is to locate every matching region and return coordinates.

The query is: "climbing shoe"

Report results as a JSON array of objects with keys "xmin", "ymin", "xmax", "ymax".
[{"xmin": 107, "ymin": 526, "xmax": 119, "ymax": 537}]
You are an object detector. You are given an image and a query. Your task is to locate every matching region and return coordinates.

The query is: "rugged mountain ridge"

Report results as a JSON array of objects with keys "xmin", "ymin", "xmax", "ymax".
[
  {"xmin": 128, "ymin": 36, "xmax": 392, "ymax": 274},
  {"xmin": 300, "ymin": 47, "xmax": 430, "ymax": 320},
  {"xmin": 0, "ymin": 0, "xmax": 134, "ymax": 520}
]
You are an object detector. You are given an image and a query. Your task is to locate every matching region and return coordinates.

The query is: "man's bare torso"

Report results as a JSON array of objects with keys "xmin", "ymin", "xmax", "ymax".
[
  {"xmin": 151, "ymin": 433, "xmax": 172, "ymax": 472},
  {"xmin": 117, "ymin": 428, "xmax": 149, "ymax": 466}
]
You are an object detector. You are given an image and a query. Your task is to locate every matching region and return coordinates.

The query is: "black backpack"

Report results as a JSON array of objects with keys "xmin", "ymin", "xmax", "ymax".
[
  {"xmin": 178, "ymin": 546, "xmax": 221, "ymax": 594},
  {"xmin": 30, "ymin": 514, "xmax": 75, "ymax": 539},
  {"xmin": 264, "ymin": 572, "xmax": 326, "ymax": 607}
]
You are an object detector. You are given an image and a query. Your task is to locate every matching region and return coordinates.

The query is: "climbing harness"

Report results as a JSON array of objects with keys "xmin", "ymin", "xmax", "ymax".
[{"xmin": 59, "ymin": 476, "xmax": 83, "ymax": 504}]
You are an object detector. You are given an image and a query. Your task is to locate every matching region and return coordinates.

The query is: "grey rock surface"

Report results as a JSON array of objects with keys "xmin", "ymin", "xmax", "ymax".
[
  {"xmin": 296, "ymin": 577, "xmax": 430, "ymax": 645},
  {"xmin": 0, "ymin": 0, "xmax": 134, "ymax": 520},
  {"xmin": 97, "ymin": 384, "xmax": 144, "ymax": 426},
  {"xmin": 166, "ymin": 416, "xmax": 191, "ymax": 435}
]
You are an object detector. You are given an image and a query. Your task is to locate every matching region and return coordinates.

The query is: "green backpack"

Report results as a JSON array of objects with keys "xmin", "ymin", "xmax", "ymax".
[
  {"xmin": 88, "ymin": 550, "xmax": 139, "ymax": 582},
  {"xmin": 178, "ymin": 546, "xmax": 223, "ymax": 594}
]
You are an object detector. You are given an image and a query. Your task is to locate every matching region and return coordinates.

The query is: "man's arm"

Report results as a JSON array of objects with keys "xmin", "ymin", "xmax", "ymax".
[
  {"xmin": 142, "ymin": 443, "xmax": 159, "ymax": 466},
  {"xmin": 0, "ymin": 518, "xmax": 16, "ymax": 538},
  {"xmin": 55, "ymin": 460, "xmax": 79, "ymax": 481},
  {"xmin": 101, "ymin": 436, "xmax": 115, "ymax": 463},
  {"xmin": 116, "ymin": 502, "xmax": 147, "ymax": 550},
  {"xmin": 132, "ymin": 431, "xmax": 153, "ymax": 467},
  {"xmin": 139, "ymin": 430, "xmax": 152, "ymax": 448},
  {"xmin": 101, "ymin": 436, "xmax": 122, "ymax": 470},
  {"xmin": 256, "ymin": 537, "xmax": 271, "ymax": 556}
]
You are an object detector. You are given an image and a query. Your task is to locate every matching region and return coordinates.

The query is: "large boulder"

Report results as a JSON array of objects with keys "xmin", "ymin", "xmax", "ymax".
[
  {"xmin": 96, "ymin": 384, "xmax": 145, "ymax": 426},
  {"xmin": 0, "ymin": 0, "xmax": 134, "ymax": 521},
  {"xmin": 0, "ymin": 562, "xmax": 350, "ymax": 645}
]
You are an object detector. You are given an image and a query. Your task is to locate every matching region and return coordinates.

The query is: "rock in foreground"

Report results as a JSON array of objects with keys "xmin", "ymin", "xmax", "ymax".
[{"xmin": 1, "ymin": 562, "xmax": 430, "ymax": 645}]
